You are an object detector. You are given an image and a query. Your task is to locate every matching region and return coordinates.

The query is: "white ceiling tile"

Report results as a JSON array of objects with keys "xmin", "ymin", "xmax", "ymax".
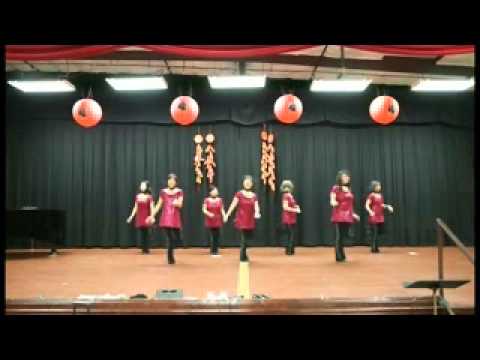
[
  {"xmin": 119, "ymin": 46, "xmax": 148, "ymax": 51},
  {"xmin": 247, "ymin": 63, "xmax": 273, "ymax": 71},
  {"xmin": 343, "ymin": 48, "xmax": 385, "ymax": 60},
  {"xmin": 285, "ymin": 46, "xmax": 326, "ymax": 56},
  {"xmin": 31, "ymin": 64, "xmax": 61, "ymax": 72},
  {"xmin": 165, "ymin": 60, "xmax": 184, "ymax": 67},
  {"xmin": 272, "ymin": 64, "xmax": 313, "ymax": 72},
  {"xmin": 5, "ymin": 63, "xmax": 32, "ymax": 72},
  {"xmin": 437, "ymin": 54, "xmax": 474, "ymax": 67},
  {"xmin": 183, "ymin": 61, "xmax": 234, "ymax": 68},
  {"xmin": 324, "ymin": 45, "xmax": 384, "ymax": 60},
  {"xmin": 383, "ymin": 53, "xmax": 437, "ymax": 59},
  {"xmin": 263, "ymin": 72, "xmax": 303, "ymax": 79}
]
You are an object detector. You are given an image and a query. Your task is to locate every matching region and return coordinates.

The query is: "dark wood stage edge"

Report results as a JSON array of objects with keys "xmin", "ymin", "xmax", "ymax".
[{"xmin": 6, "ymin": 297, "xmax": 474, "ymax": 315}]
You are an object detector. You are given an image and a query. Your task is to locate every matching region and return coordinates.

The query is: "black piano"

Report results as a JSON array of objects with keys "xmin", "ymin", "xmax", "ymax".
[{"xmin": 6, "ymin": 208, "xmax": 66, "ymax": 254}]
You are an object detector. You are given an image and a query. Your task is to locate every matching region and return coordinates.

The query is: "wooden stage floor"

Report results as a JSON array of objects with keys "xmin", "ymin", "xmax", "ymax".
[{"xmin": 5, "ymin": 247, "xmax": 475, "ymax": 308}]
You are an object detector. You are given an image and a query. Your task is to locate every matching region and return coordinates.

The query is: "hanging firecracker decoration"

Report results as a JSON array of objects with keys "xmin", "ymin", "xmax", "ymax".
[
  {"xmin": 193, "ymin": 133, "xmax": 204, "ymax": 185},
  {"xmin": 260, "ymin": 129, "xmax": 269, "ymax": 186},
  {"xmin": 266, "ymin": 132, "xmax": 276, "ymax": 192},
  {"xmin": 260, "ymin": 127, "xmax": 276, "ymax": 192},
  {"xmin": 204, "ymin": 132, "xmax": 216, "ymax": 184}
]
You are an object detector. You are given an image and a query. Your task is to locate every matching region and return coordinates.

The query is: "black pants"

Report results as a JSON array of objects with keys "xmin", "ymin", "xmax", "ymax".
[
  {"xmin": 209, "ymin": 228, "xmax": 220, "ymax": 254},
  {"xmin": 163, "ymin": 228, "xmax": 179, "ymax": 264},
  {"xmin": 285, "ymin": 224, "xmax": 296, "ymax": 255},
  {"xmin": 369, "ymin": 223, "xmax": 384, "ymax": 253},
  {"xmin": 334, "ymin": 223, "xmax": 350, "ymax": 262},
  {"xmin": 239, "ymin": 230, "xmax": 253, "ymax": 262},
  {"xmin": 139, "ymin": 228, "xmax": 152, "ymax": 253}
]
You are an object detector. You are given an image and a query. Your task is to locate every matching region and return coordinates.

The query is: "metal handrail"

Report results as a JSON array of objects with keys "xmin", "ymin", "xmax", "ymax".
[
  {"xmin": 436, "ymin": 218, "xmax": 474, "ymax": 265},
  {"xmin": 435, "ymin": 218, "xmax": 474, "ymax": 311}
]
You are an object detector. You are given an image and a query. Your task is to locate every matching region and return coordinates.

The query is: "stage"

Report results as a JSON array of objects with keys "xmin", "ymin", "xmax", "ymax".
[{"xmin": 5, "ymin": 246, "xmax": 474, "ymax": 310}]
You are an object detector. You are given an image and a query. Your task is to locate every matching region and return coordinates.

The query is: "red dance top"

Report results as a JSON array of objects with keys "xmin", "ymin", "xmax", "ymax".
[
  {"xmin": 135, "ymin": 193, "xmax": 153, "ymax": 228},
  {"xmin": 367, "ymin": 192, "xmax": 385, "ymax": 224},
  {"xmin": 281, "ymin": 193, "xmax": 298, "ymax": 225},
  {"xmin": 204, "ymin": 197, "xmax": 224, "ymax": 228},
  {"xmin": 159, "ymin": 188, "xmax": 183, "ymax": 229},
  {"xmin": 234, "ymin": 191, "xmax": 257, "ymax": 230},
  {"xmin": 330, "ymin": 185, "xmax": 355, "ymax": 224}
]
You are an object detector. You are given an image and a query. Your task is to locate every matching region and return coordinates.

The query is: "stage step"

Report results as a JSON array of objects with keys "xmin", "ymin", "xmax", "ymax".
[{"xmin": 5, "ymin": 297, "xmax": 474, "ymax": 315}]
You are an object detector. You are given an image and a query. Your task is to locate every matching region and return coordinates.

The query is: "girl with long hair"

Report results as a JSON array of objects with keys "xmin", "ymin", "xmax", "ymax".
[
  {"xmin": 148, "ymin": 174, "xmax": 183, "ymax": 265},
  {"xmin": 225, "ymin": 175, "xmax": 261, "ymax": 262},
  {"xmin": 330, "ymin": 170, "xmax": 360, "ymax": 262}
]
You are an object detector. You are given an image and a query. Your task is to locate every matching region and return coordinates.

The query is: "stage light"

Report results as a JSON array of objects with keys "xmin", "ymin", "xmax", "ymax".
[
  {"xmin": 411, "ymin": 78, "xmax": 474, "ymax": 92},
  {"xmin": 208, "ymin": 75, "xmax": 266, "ymax": 89},
  {"xmin": 105, "ymin": 77, "xmax": 168, "ymax": 91},
  {"xmin": 310, "ymin": 79, "xmax": 372, "ymax": 92},
  {"xmin": 7, "ymin": 80, "xmax": 75, "ymax": 93}
]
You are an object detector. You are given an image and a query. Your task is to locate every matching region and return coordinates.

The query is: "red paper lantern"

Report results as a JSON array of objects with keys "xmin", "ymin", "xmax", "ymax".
[
  {"xmin": 369, "ymin": 96, "xmax": 399, "ymax": 125},
  {"xmin": 72, "ymin": 98, "xmax": 103, "ymax": 128},
  {"xmin": 274, "ymin": 94, "xmax": 303, "ymax": 124},
  {"xmin": 170, "ymin": 96, "xmax": 199, "ymax": 126}
]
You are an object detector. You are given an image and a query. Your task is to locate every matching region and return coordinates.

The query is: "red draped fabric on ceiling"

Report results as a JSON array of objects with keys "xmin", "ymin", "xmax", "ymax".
[
  {"xmin": 5, "ymin": 45, "xmax": 127, "ymax": 60},
  {"xmin": 346, "ymin": 45, "xmax": 475, "ymax": 56},
  {"xmin": 5, "ymin": 45, "xmax": 315, "ymax": 60},
  {"xmin": 140, "ymin": 45, "xmax": 314, "ymax": 58},
  {"xmin": 5, "ymin": 45, "xmax": 475, "ymax": 61}
]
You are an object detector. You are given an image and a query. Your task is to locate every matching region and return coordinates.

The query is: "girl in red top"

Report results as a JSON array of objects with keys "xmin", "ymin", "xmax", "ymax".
[
  {"xmin": 148, "ymin": 174, "xmax": 183, "ymax": 265},
  {"xmin": 280, "ymin": 180, "xmax": 301, "ymax": 255},
  {"xmin": 202, "ymin": 185, "xmax": 226, "ymax": 256},
  {"xmin": 365, "ymin": 180, "xmax": 394, "ymax": 253},
  {"xmin": 225, "ymin": 175, "xmax": 261, "ymax": 262},
  {"xmin": 330, "ymin": 170, "xmax": 360, "ymax": 262},
  {"xmin": 127, "ymin": 180, "xmax": 155, "ymax": 254}
]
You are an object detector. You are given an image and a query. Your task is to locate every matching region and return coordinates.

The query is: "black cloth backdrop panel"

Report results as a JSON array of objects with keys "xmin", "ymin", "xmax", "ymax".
[{"xmin": 6, "ymin": 75, "xmax": 474, "ymax": 247}]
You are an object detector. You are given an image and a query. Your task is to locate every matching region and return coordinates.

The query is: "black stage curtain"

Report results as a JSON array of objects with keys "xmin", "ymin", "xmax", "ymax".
[{"xmin": 6, "ymin": 75, "xmax": 474, "ymax": 247}]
